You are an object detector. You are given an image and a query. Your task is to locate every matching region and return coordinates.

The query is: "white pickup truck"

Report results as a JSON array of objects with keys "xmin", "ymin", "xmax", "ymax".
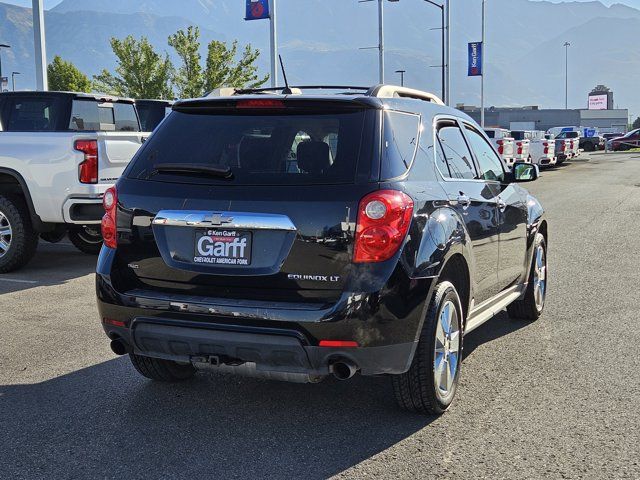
[
  {"xmin": 518, "ymin": 130, "xmax": 556, "ymax": 167},
  {"xmin": 484, "ymin": 128, "xmax": 516, "ymax": 166},
  {"xmin": 0, "ymin": 91, "xmax": 148, "ymax": 272},
  {"xmin": 509, "ymin": 131, "xmax": 532, "ymax": 163}
]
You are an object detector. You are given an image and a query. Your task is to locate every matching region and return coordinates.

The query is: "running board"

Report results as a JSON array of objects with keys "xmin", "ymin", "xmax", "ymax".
[{"xmin": 464, "ymin": 285, "xmax": 524, "ymax": 336}]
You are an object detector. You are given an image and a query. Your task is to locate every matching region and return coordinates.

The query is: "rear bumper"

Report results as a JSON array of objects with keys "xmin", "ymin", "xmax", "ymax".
[
  {"xmin": 62, "ymin": 195, "xmax": 105, "ymax": 224},
  {"xmin": 96, "ymin": 248, "xmax": 431, "ymax": 377},
  {"xmin": 115, "ymin": 318, "xmax": 413, "ymax": 376}
]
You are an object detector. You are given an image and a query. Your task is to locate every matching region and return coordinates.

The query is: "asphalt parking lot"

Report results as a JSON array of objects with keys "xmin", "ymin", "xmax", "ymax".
[{"xmin": 2, "ymin": 151, "xmax": 640, "ymax": 479}]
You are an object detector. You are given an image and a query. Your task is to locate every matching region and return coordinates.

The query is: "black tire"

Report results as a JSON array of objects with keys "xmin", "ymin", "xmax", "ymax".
[
  {"xmin": 0, "ymin": 194, "xmax": 39, "ymax": 273},
  {"xmin": 40, "ymin": 226, "xmax": 67, "ymax": 243},
  {"xmin": 129, "ymin": 353, "xmax": 197, "ymax": 382},
  {"xmin": 507, "ymin": 233, "xmax": 547, "ymax": 321},
  {"xmin": 68, "ymin": 225, "xmax": 103, "ymax": 255},
  {"xmin": 392, "ymin": 281, "xmax": 463, "ymax": 415}
]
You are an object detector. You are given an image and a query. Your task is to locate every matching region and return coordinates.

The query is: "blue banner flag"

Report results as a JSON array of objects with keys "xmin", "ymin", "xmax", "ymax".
[
  {"xmin": 468, "ymin": 42, "xmax": 483, "ymax": 77},
  {"xmin": 246, "ymin": 0, "xmax": 270, "ymax": 20}
]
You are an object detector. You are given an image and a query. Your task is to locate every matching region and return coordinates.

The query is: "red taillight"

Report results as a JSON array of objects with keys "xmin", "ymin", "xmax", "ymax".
[
  {"xmin": 354, "ymin": 190, "xmax": 414, "ymax": 263},
  {"xmin": 103, "ymin": 318, "xmax": 126, "ymax": 327},
  {"xmin": 236, "ymin": 99, "xmax": 285, "ymax": 109},
  {"xmin": 101, "ymin": 186, "xmax": 117, "ymax": 249},
  {"xmin": 319, "ymin": 340, "xmax": 359, "ymax": 348},
  {"xmin": 497, "ymin": 139, "xmax": 504, "ymax": 154},
  {"xmin": 75, "ymin": 139, "xmax": 98, "ymax": 184},
  {"xmin": 543, "ymin": 142, "xmax": 549, "ymax": 154},
  {"xmin": 517, "ymin": 142, "xmax": 523, "ymax": 155},
  {"xmin": 559, "ymin": 142, "xmax": 565, "ymax": 152}
]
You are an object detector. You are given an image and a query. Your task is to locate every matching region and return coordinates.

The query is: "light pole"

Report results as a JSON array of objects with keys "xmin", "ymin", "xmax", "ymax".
[
  {"xmin": 32, "ymin": 0, "xmax": 48, "ymax": 90},
  {"xmin": 480, "ymin": 0, "xmax": 486, "ymax": 127},
  {"xmin": 0, "ymin": 43, "xmax": 10, "ymax": 87},
  {"xmin": 269, "ymin": 0, "xmax": 278, "ymax": 87},
  {"xmin": 564, "ymin": 41, "xmax": 570, "ymax": 109},
  {"xmin": 12, "ymin": 71, "xmax": 20, "ymax": 91},
  {"xmin": 395, "ymin": 69, "xmax": 406, "ymax": 86}
]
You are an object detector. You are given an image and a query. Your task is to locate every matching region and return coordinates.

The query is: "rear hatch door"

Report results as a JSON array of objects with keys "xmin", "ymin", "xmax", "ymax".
[{"xmin": 115, "ymin": 99, "xmax": 378, "ymax": 301}]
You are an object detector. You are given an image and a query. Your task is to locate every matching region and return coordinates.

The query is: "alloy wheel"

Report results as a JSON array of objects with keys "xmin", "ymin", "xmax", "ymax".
[
  {"xmin": 434, "ymin": 300, "xmax": 460, "ymax": 399},
  {"xmin": 0, "ymin": 211, "xmax": 12, "ymax": 258},
  {"xmin": 533, "ymin": 245, "xmax": 547, "ymax": 311}
]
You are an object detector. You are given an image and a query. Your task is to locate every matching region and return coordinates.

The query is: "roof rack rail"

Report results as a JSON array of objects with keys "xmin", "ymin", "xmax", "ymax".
[{"xmin": 367, "ymin": 85, "xmax": 444, "ymax": 105}]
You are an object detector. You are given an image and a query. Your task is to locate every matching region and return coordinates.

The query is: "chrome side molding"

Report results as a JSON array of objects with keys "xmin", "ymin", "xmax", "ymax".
[{"xmin": 152, "ymin": 210, "xmax": 297, "ymax": 231}]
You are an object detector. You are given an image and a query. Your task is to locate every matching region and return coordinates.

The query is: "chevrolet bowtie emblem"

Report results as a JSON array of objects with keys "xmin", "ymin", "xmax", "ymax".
[{"xmin": 204, "ymin": 213, "xmax": 234, "ymax": 226}]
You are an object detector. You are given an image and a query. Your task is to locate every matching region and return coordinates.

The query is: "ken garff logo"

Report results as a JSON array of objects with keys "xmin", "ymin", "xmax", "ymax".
[{"xmin": 203, "ymin": 213, "xmax": 234, "ymax": 226}]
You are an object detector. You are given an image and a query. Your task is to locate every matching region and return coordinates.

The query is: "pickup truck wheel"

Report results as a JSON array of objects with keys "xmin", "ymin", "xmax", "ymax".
[
  {"xmin": 129, "ymin": 353, "xmax": 196, "ymax": 382},
  {"xmin": 68, "ymin": 226, "xmax": 103, "ymax": 254},
  {"xmin": 0, "ymin": 195, "xmax": 39, "ymax": 273},
  {"xmin": 507, "ymin": 233, "xmax": 547, "ymax": 321},
  {"xmin": 392, "ymin": 281, "xmax": 463, "ymax": 414}
]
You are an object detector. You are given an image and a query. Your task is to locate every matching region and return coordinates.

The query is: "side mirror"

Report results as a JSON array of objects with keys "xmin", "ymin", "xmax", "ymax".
[{"xmin": 511, "ymin": 162, "xmax": 539, "ymax": 182}]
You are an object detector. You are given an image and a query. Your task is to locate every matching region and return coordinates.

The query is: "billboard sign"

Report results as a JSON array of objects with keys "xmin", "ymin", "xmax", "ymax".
[
  {"xmin": 468, "ymin": 42, "xmax": 482, "ymax": 76},
  {"xmin": 0, "ymin": 76, "xmax": 7, "ymax": 92},
  {"xmin": 588, "ymin": 94, "xmax": 608, "ymax": 110},
  {"xmin": 245, "ymin": 0, "xmax": 270, "ymax": 20}
]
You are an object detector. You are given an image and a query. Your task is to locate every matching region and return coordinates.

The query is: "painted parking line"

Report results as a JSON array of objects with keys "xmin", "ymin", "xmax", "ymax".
[{"xmin": 0, "ymin": 278, "xmax": 39, "ymax": 284}]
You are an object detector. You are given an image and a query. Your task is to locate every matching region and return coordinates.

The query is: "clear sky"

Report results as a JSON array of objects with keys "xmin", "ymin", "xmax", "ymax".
[{"xmin": 3, "ymin": 0, "xmax": 640, "ymax": 10}]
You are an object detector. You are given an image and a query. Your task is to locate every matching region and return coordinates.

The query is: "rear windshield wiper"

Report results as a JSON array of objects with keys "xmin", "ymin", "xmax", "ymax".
[{"xmin": 150, "ymin": 163, "xmax": 233, "ymax": 179}]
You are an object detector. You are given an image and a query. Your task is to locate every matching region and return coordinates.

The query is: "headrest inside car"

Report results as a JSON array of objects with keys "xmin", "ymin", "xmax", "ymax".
[{"xmin": 297, "ymin": 141, "xmax": 332, "ymax": 175}]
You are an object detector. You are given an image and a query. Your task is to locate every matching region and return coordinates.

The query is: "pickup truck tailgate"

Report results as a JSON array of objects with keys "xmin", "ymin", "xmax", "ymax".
[{"xmin": 97, "ymin": 132, "xmax": 146, "ymax": 184}]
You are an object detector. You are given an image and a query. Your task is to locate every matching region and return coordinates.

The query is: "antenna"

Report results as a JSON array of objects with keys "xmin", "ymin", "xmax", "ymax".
[{"xmin": 278, "ymin": 55, "xmax": 292, "ymax": 94}]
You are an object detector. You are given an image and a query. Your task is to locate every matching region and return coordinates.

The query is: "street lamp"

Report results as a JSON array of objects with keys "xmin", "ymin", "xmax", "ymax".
[
  {"xmin": 395, "ymin": 69, "xmax": 406, "ymax": 86},
  {"xmin": 384, "ymin": 0, "xmax": 447, "ymax": 102},
  {"xmin": 564, "ymin": 41, "xmax": 570, "ymax": 109},
  {"xmin": 12, "ymin": 72, "xmax": 21, "ymax": 91},
  {"xmin": 0, "ymin": 43, "xmax": 11, "ymax": 86}
]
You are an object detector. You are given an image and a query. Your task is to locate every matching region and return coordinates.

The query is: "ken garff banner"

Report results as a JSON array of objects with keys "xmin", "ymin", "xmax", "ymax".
[
  {"xmin": 468, "ymin": 42, "xmax": 483, "ymax": 76},
  {"xmin": 245, "ymin": 0, "xmax": 270, "ymax": 20}
]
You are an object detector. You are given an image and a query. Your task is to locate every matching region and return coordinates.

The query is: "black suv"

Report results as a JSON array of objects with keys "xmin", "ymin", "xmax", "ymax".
[{"xmin": 97, "ymin": 85, "xmax": 548, "ymax": 414}]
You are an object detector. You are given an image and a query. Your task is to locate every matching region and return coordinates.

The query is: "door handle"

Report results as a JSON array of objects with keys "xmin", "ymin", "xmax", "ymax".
[
  {"xmin": 497, "ymin": 198, "xmax": 507, "ymax": 212},
  {"xmin": 456, "ymin": 194, "xmax": 471, "ymax": 209}
]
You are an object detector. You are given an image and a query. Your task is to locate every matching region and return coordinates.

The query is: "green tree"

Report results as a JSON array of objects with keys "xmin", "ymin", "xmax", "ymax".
[
  {"xmin": 169, "ymin": 26, "xmax": 268, "ymax": 98},
  {"xmin": 633, "ymin": 117, "xmax": 640, "ymax": 130},
  {"xmin": 93, "ymin": 36, "xmax": 173, "ymax": 99},
  {"xmin": 168, "ymin": 26, "xmax": 204, "ymax": 98},
  {"xmin": 205, "ymin": 40, "xmax": 269, "ymax": 91},
  {"xmin": 47, "ymin": 56, "xmax": 91, "ymax": 93}
]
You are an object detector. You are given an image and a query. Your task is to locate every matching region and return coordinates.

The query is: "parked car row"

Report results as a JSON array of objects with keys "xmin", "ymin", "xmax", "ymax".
[
  {"xmin": 0, "ymin": 91, "xmax": 171, "ymax": 272},
  {"xmin": 484, "ymin": 128, "xmax": 576, "ymax": 168}
]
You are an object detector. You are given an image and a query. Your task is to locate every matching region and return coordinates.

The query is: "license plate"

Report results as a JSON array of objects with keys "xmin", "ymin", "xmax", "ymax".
[{"xmin": 193, "ymin": 229, "xmax": 252, "ymax": 266}]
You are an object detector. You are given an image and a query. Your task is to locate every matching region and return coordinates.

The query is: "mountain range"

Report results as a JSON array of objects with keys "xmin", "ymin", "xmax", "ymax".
[{"xmin": 0, "ymin": 0, "xmax": 637, "ymax": 118}]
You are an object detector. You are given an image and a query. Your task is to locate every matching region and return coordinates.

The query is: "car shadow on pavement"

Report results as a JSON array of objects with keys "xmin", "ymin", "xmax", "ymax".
[
  {"xmin": 0, "ymin": 241, "xmax": 96, "ymax": 295},
  {"xmin": 463, "ymin": 311, "xmax": 530, "ymax": 358},
  {"xmin": 0, "ymin": 357, "xmax": 437, "ymax": 479}
]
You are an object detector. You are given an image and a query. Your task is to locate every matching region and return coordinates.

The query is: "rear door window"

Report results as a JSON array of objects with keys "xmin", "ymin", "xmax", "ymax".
[
  {"xmin": 127, "ymin": 109, "xmax": 368, "ymax": 186},
  {"xmin": 381, "ymin": 111, "xmax": 420, "ymax": 180},
  {"xmin": 437, "ymin": 124, "xmax": 477, "ymax": 180},
  {"xmin": 5, "ymin": 97, "xmax": 61, "ymax": 131},
  {"xmin": 464, "ymin": 126, "xmax": 505, "ymax": 183}
]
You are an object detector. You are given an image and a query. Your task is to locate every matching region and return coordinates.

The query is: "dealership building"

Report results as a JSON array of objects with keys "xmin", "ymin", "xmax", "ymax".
[{"xmin": 459, "ymin": 85, "xmax": 629, "ymax": 134}]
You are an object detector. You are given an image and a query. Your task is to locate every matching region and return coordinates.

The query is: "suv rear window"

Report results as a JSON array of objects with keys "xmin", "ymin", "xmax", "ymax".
[
  {"xmin": 69, "ymin": 100, "xmax": 140, "ymax": 132},
  {"xmin": 381, "ymin": 111, "xmax": 420, "ymax": 180},
  {"xmin": 127, "ymin": 109, "xmax": 367, "ymax": 185}
]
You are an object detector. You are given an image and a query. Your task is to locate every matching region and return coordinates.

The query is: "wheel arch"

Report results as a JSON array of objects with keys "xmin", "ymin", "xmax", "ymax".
[{"xmin": 0, "ymin": 168, "xmax": 44, "ymax": 231}]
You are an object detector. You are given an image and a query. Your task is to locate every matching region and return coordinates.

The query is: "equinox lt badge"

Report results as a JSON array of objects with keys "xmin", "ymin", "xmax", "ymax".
[{"xmin": 288, "ymin": 274, "xmax": 340, "ymax": 282}]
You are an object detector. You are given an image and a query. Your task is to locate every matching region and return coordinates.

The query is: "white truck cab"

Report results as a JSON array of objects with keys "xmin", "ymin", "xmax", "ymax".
[{"xmin": 0, "ymin": 91, "xmax": 150, "ymax": 272}]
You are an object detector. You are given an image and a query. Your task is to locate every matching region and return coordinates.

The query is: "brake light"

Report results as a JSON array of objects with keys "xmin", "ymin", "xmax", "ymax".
[
  {"xmin": 319, "ymin": 340, "xmax": 359, "ymax": 348},
  {"xmin": 354, "ymin": 190, "xmax": 414, "ymax": 263},
  {"xmin": 543, "ymin": 142, "xmax": 549, "ymax": 154},
  {"xmin": 236, "ymin": 99, "xmax": 285, "ymax": 109},
  {"xmin": 517, "ymin": 142, "xmax": 523, "ymax": 155},
  {"xmin": 101, "ymin": 186, "xmax": 117, "ymax": 249},
  {"xmin": 75, "ymin": 139, "xmax": 98, "ymax": 184},
  {"xmin": 497, "ymin": 139, "xmax": 504, "ymax": 154}
]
